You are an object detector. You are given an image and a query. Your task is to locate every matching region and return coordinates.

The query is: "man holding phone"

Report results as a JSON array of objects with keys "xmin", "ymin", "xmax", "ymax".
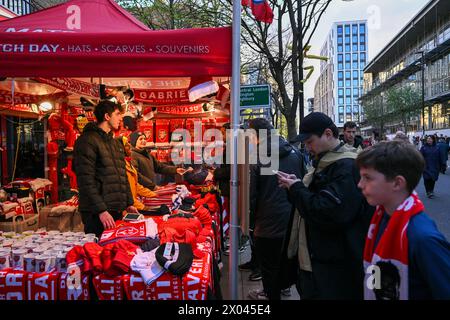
[{"xmin": 277, "ymin": 112, "xmax": 373, "ymax": 300}]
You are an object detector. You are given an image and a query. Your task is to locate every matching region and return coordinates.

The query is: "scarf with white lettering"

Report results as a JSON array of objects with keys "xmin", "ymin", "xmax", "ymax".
[{"xmin": 363, "ymin": 192, "xmax": 424, "ymax": 300}]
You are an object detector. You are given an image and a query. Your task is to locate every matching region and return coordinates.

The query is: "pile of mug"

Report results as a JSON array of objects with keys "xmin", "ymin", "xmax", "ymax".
[{"xmin": 0, "ymin": 230, "xmax": 97, "ymax": 273}]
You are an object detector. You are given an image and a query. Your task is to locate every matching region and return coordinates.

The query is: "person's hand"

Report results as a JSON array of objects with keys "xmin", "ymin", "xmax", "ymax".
[
  {"xmin": 176, "ymin": 167, "xmax": 186, "ymax": 175},
  {"xmin": 99, "ymin": 211, "xmax": 116, "ymax": 230},
  {"xmin": 127, "ymin": 206, "xmax": 139, "ymax": 213},
  {"xmin": 276, "ymin": 170, "xmax": 298, "ymax": 180},
  {"xmin": 276, "ymin": 171, "xmax": 301, "ymax": 189}
]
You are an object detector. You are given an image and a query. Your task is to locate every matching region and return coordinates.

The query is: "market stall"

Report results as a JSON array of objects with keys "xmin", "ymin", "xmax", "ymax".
[{"xmin": 0, "ymin": 0, "xmax": 233, "ymax": 300}]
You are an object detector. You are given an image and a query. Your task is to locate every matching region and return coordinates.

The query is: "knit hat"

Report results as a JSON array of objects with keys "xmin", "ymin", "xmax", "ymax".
[
  {"xmin": 155, "ymin": 242, "xmax": 194, "ymax": 276},
  {"xmin": 130, "ymin": 249, "xmax": 165, "ymax": 286},
  {"xmin": 129, "ymin": 131, "xmax": 146, "ymax": 147}
]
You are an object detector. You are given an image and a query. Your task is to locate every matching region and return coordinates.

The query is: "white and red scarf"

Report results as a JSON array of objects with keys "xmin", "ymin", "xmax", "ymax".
[{"xmin": 363, "ymin": 192, "xmax": 424, "ymax": 300}]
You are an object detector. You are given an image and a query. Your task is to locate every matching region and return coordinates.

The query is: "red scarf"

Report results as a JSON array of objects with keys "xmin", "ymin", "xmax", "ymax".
[{"xmin": 363, "ymin": 192, "xmax": 424, "ymax": 300}]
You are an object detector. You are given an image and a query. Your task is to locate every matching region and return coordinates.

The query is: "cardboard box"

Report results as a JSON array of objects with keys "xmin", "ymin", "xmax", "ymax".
[
  {"xmin": 39, "ymin": 205, "xmax": 83, "ymax": 232},
  {"xmin": 0, "ymin": 214, "xmax": 39, "ymax": 233}
]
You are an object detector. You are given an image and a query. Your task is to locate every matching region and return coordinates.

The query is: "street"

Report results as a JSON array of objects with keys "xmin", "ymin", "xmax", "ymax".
[{"xmin": 416, "ymin": 170, "xmax": 450, "ymax": 240}]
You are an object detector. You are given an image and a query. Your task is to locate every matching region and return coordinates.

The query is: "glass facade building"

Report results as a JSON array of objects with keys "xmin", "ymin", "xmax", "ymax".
[{"xmin": 314, "ymin": 20, "xmax": 368, "ymax": 127}]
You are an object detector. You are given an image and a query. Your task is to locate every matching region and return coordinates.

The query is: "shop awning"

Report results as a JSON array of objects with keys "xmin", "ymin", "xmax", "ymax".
[{"xmin": 0, "ymin": 0, "xmax": 232, "ymax": 77}]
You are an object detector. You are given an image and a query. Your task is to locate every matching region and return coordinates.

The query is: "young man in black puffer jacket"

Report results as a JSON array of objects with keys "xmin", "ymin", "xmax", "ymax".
[{"xmin": 73, "ymin": 100, "xmax": 137, "ymax": 237}]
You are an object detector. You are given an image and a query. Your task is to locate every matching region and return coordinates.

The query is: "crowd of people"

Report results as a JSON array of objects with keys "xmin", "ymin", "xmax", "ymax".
[
  {"xmin": 71, "ymin": 100, "xmax": 450, "ymax": 300},
  {"xmin": 241, "ymin": 115, "xmax": 450, "ymax": 300}
]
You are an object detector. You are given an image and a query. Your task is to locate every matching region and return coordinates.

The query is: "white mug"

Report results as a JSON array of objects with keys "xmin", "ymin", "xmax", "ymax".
[
  {"xmin": 55, "ymin": 253, "xmax": 67, "ymax": 273},
  {"xmin": 24, "ymin": 253, "xmax": 38, "ymax": 272},
  {"xmin": 0, "ymin": 250, "xmax": 10, "ymax": 270},
  {"xmin": 11, "ymin": 248, "xmax": 27, "ymax": 269},
  {"xmin": 35, "ymin": 254, "xmax": 53, "ymax": 273}
]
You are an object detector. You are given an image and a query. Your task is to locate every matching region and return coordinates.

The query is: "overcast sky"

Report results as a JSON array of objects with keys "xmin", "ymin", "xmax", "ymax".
[{"xmin": 303, "ymin": 0, "xmax": 430, "ymax": 100}]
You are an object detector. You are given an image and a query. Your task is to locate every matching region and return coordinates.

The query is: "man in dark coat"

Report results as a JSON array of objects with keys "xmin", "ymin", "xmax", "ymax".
[
  {"xmin": 129, "ymin": 131, "xmax": 185, "ymax": 190},
  {"xmin": 247, "ymin": 118, "xmax": 304, "ymax": 300},
  {"xmin": 73, "ymin": 100, "xmax": 137, "ymax": 237},
  {"xmin": 277, "ymin": 112, "xmax": 374, "ymax": 300}
]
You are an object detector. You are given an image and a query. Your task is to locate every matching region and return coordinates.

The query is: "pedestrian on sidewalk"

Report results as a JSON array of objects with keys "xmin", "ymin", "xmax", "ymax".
[
  {"xmin": 437, "ymin": 138, "xmax": 449, "ymax": 174},
  {"xmin": 277, "ymin": 112, "xmax": 374, "ymax": 300},
  {"xmin": 247, "ymin": 118, "xmax": 304, "ymax": 300},
  {"xmin": 356, "ymin": 141, "xmax": 450, "ymax": 299},
  {"xmin": 420, "ymin": 135, "xmax": 443, "ymax": 198}
]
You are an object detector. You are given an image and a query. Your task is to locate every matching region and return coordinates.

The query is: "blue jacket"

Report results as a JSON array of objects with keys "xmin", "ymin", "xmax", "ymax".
[
  {"xmin": 437, "ymin": 142, "xmax": 449, "ymax": 166},
  {"xmin": 420, "ymin": 145, "xmax": 442, "ymax": 181},
  {"xmin": 375, "ymin": 211, "xmax": 450, "ymax": 299}
]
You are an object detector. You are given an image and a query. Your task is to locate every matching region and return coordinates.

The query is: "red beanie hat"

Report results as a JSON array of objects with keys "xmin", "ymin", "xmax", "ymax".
[{"xmin": 83, "ymin": 243, "xmax": 104, "ymax": 274}]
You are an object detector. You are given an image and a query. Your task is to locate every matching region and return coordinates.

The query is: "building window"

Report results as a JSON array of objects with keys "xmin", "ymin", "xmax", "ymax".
[
  {"xmin": 360, "ymin": 44, "xmax": 365, "ymax": 51},
  {"xmin": 346, "ymin": 114, "xmax": 352, "ymax": 121},
  {"xmin": 339, "ymin": 106, "xmax": 344, "ymax": 113},
  {"xmin": 338, "ymin": 89, "xmax": 344, "ymax": 97},
  {"xmin": 353, "ymin": 88, "xmax": 359, "ymax": 96},
  {"xmin": 360, "ymin": 52, "xmax": 366, "ymax": 60},
  {"xmin": 337, "ymin": 25, "xmax": 343, "ymax": 34},
  {"xmin": 346, "ymin": 105, "xmax": 352, "ymax": 113},
  {"xmin": 352, "ymin": 53, "xmax": 358, "ymax": 61},
  {"xmin": 345, "ymin": 45, "xmax": 351, "ymax": 52},
  {"xmin": 346, "ymin": 97, "xmax": 351, "ymax": 104},
  {"xmin": 346, "ymin": 80, "xmax": 351, "ymax": 87},
  {"xmin": 338, "ymin": 71, "xmax": 343, "ymax": 80},
  {"xmin": 338, "ymin": 45, "xmax": 343, "ymax": 52},
  {"xmin": 339, "ymin": 98, "xmax": 344, "ymax": 104},
  {"xmin": 360, "ymin": 35, "xmax": 366, "ymax": 43},
  {"xmin": 360, "ymin": 24, "xmax": 365, "ymax": 33},
  {"xmin": 339, "ymin": 115, "xmax": 344, "ymax": 123},
  {"xmin": 353, "ymin": 105, "xmax": 359, "ymax": 113},
  {"xmin": 353, "ymin": 79, "xmax": 359, "ymax": 86},
  {"xmin": 353, "ymin": 70, "xmax": 359, "ymax": 79},
  {"xmin": 353, "ymin": 44, "xmax": 358, "ymax": 51},
  {"xmin": 360, "ymin": 61, "xmax": 366, "ymax": 68},
  {"xmin": 338, "ymin": 63, "xmax": 343, "ymax": 70},
  {"xmin": 353, "ymin": 62, "xmax": 358, "ymax": 69},
  {"xmin": 352, "ymin": 24, "xmax": 358, "ymax": 34},
  {"xmin": 338, "ymin": 54, "xmax": 343, "ymax": 62},
  {"xmin": 338, "ymin": 36, "xmax": 343, "ymax": 44},
  {"xmin": 338, "ymin": 80, "xmax": 344, "ymax": 87},
  {"xmin": 345, "ymin": 25, "xmax": 350, "ymax": 35},
  {"xmin": 346, "ymin": 62, "xmax": 351, "ymax": 69},
  {"xmin": 352, "ymin": 35, "xmax": 358, "ymax": 44},
  {"xmin": 345, "ymin": 71, "xmax": 351, "ymax": 79},
  {"xmin": 346, "ymin": 88, "xmax": 351, "ymax": 96},
  {"xmin": 360, "ymin": 71, "xmax": 364, "ymax": 78},
  {"xmin": 345, "ymin": 54, "xmax": 351, "ymax": 62},
  {"xmin": 345, "ymin": 36, "xmax": 350, "ymax": 44}
]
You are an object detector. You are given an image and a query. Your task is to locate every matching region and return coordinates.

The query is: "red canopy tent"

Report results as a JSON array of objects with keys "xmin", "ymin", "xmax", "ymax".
[{"xmin": 0, "ymin": 0, "xmax": 232, "ymax": 77}]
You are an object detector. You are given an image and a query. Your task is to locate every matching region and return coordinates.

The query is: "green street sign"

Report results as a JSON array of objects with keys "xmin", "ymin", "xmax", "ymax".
[{"xmin": 240, "ymin": 84, "xmax": 270, "ymax": 108}]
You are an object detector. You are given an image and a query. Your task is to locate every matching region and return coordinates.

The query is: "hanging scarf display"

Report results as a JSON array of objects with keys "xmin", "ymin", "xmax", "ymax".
[{"xmin": 363, "ymin": 192, "xmax": 424, "ymax": 300}]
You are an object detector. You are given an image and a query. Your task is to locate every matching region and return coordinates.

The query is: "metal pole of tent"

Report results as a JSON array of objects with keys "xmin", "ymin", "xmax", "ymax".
[{"xmin": 229, "ymin": 0, "xmax": 241, "ymax": 300}]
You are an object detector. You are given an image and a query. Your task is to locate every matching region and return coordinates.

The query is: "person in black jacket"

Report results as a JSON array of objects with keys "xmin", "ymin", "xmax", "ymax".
[
  {"xmin": 247, "ymin": 118, "xmax": 304, "ymax": 301},
  {"xmin": 73, "ymin": 100, "xmax": 137, "ymax": 237},
  {"xmin": 129, "ymin": 131, "xmax": 185, "ymax": 190},
  {"xmin": 277, "ymin": 112, "xmax": 374, "ymax": 300}
]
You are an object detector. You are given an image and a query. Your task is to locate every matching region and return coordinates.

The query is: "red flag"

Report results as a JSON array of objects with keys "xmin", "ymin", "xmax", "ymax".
[{"xmin": 242, "ymin": 0, "xmax": 274, "ymax": 24}]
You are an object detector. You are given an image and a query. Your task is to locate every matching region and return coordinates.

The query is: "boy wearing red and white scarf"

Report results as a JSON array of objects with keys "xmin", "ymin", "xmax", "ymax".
[{"xmin": 357, "ymin": 141, "xmax": 450, "ymax": 300}]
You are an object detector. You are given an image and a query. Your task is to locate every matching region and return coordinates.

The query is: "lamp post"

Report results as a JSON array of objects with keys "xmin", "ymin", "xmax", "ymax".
[{"xmin": 418, "ymin": 51, "xmax": 426, "ymax": 137}]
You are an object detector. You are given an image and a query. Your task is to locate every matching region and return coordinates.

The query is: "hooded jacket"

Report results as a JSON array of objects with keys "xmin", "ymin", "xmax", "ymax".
[
  {"xmin": 250, "ymin": 136, "xmax": 304, "ymax": 239},
  {"xmin": 73, "ymin": 122, "xmax": 133, "ymax": 215},
  {"xmin": 131, "ymin": 147, "xmax": 177, "ymax": 190}
]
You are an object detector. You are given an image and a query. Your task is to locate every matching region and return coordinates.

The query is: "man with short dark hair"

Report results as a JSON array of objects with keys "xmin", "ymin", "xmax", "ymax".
[
  {"xmin": 343, "ymin": 121, "xmax": 363, "ymax": 151},
  {"xmin": 277, "ymin": 112, "xmax": 373, "ymax": 300},
  {"xmin": 73, "ymin": 100, "xmax": 137, "ymax": 237}
]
